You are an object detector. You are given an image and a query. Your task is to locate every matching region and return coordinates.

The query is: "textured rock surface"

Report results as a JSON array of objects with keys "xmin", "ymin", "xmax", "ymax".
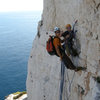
[{"xmin": 26, "ymin": 0, "xmax": 100, "ymax": 100}]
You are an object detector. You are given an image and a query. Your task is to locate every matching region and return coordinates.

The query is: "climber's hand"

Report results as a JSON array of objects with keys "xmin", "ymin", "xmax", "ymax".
[
  {"xmin": 75, "ymin": 20, "xmax": 78, "ymax": 24},
  {"xmin": 66, "ymin": 34, "xmax": 70, "ymax": 38}
]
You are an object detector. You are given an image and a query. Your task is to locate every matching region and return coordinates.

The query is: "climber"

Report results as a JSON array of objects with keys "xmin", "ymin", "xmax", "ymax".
[
  {"xmin": 61, "ymin": 21, "xmax": 79, "ymax": 57},
  {"xmin": 53, "ymin": 27, "xmax": 86, "ymax": 71}
]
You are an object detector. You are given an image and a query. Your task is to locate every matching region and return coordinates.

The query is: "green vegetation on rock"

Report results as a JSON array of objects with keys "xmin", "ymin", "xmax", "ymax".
[{"xmin": 13, "ymin": 91, "xmax": 27, "ymax": 99}]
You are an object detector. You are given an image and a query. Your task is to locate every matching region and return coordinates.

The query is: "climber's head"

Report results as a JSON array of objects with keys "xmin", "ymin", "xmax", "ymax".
[
  {"xmin": 54, "ymin": 27, "xmax": 60, "ymax": 33},
  {"xmin": 54, "ymin": 27, "xmax": 61, "ymax": 37},
  {"xmin": 66, "ymin": 24, "xmax": 71, "ymax": 31}
]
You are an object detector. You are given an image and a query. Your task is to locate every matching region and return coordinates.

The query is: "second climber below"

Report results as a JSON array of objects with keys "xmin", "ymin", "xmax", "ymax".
[{"xmin": 53, "ymin": 27, "xmax": 86, "ymax": 71}]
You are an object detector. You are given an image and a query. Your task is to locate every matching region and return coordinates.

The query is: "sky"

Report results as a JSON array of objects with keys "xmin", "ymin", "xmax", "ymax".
[{"xmin": 0, "ymin": 0, "xmax": 43, "ymax": 12}]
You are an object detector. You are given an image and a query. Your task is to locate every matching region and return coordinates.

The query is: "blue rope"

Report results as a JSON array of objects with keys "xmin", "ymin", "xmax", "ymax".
[
  {"xmin": 59, "ymin": 61, "xmax": 65, "ymax": 100},
  {"xmin": 59, "ymin": 61, "xmax": 75, "ymax": 100}
]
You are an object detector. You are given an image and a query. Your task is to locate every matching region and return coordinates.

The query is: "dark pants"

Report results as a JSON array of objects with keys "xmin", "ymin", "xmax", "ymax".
[
  {"xmin": 56, "ymin": 47, "xmax": 76, "ymax": 70},
  {"xmin": 62, "ymin": 53, "xmax": 76, "ymax": 70},
  {"xmin": 63, "ymin": 42, "xmax": 78, "ymax": 57}
]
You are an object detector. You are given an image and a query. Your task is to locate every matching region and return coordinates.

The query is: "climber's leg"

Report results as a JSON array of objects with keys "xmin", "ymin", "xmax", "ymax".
[
  {"xmin": 71, "ymin": 47, "xmax": 79, "ymax": 57},
  {"xmin": 75, "ymin": 66, "xmax": 87, "ymax": 71},
  {"xmin": 62, "ymin": 53, "xmax": 76, "ymax": 70},
  {"xmin": 65, "ymin": 44, "xmax": 70, "ymax": 56},
  {"xmin": 62, "ymin": 54, "xmax": 87, "ymax": 71},
  {"xmin": 59, "ymin": 61, "xmax": 65, "ymax": 100},
  {"xmin": 68, "ymin": 42, "xmax": 79, "ymax": 57}
]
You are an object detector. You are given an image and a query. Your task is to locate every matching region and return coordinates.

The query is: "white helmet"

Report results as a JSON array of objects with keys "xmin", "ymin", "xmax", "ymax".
[{"xmin": 54, "ymin": 27, "xmax": 60, "ymax": 32}]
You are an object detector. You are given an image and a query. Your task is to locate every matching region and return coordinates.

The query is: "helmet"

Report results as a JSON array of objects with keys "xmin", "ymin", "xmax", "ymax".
[
  {"xmin": 66, "ymin": 24, "xmax": 71, "ymax": 28},
  {"xmin": 54, "ymin": 27, "xmax": 60, "ymax": 32}
]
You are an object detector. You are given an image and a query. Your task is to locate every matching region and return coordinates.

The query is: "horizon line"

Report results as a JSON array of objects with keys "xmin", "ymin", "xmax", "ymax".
[{"xmin": 0, "ymin": 9, "xmax": 43, "ymax": 13}]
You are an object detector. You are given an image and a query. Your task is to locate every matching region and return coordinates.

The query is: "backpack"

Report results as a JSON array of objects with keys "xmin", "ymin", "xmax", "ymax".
[{"xmin": 46, "ymin": 36, "xmax": 56, "ymax": 55}]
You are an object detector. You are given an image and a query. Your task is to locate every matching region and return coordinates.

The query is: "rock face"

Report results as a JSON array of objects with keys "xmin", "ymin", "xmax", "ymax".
[{"xmin": 26, "ymin": 0, "xmax": 100, "ymax": 100}]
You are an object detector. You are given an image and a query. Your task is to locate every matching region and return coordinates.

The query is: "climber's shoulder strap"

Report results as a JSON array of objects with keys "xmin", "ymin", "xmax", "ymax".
[{"xmin": 53, "ymin": 36, "xmax": 60, "ymax": 40}]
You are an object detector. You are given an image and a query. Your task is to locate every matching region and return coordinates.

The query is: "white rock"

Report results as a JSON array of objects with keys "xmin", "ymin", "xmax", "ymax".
[{"xmin": 27, "ymin": 0, "xmax": 100, "ymax": 100}]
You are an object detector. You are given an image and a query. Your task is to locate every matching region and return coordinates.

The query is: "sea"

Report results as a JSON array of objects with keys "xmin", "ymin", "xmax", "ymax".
[{"xmin": 0, "ymin": 11, "xmax": 42, "ymax": 100}]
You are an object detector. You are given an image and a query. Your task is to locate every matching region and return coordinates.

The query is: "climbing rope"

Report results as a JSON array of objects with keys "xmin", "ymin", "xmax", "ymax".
[
  {"xmin": 59, "ymin": 61, "xmax": 76, "ymax": 100},
  {"xmin": 59, "ymin": 61, "xmax": 65, "ymax": 100},
  {"xmin": 66, "ymin": 65, "xmax": 75, "ymax": 100}
]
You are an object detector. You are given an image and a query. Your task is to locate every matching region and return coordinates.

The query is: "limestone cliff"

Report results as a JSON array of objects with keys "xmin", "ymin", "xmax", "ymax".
[{"xmin": 26, "ymin": 0, "xmax": 100, "ymax": 100}]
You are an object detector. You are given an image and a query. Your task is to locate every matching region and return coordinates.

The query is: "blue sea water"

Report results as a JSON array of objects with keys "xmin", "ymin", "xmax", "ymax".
[{"xmin": 0, "ymin": 11, "xmax": 42, "ymax": 100}]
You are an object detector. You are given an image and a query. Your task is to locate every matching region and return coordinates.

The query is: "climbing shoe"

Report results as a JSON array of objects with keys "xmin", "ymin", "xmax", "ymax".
[
  {"xmin": 75, "ymin": 67, "xmax": 87, "ymax": 72},
  {"xmin": 93, "ymin": 76, "xmax": 100, "ymax": 83}
]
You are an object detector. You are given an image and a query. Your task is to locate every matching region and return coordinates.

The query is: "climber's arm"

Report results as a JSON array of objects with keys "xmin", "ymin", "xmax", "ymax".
[
  {"xmin": 72, "ymin": 20, "xmax": 78, "ymax": 32},
  {"xmin": 53, "ymin": 38, "xmax": 63, "ymax": 60},
  {"xmin": 55, "ymin": 46, "xmax": 63, "ymax": 60},
  {"xmin": 61, "ymin": 39, "xmax": 66, "ymax": 43}
]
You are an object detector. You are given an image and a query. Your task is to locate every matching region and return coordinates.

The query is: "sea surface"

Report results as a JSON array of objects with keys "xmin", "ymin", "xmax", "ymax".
[{"xmin": 0, "ymin": 11, "xmax": 42, "ymax": 100}]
